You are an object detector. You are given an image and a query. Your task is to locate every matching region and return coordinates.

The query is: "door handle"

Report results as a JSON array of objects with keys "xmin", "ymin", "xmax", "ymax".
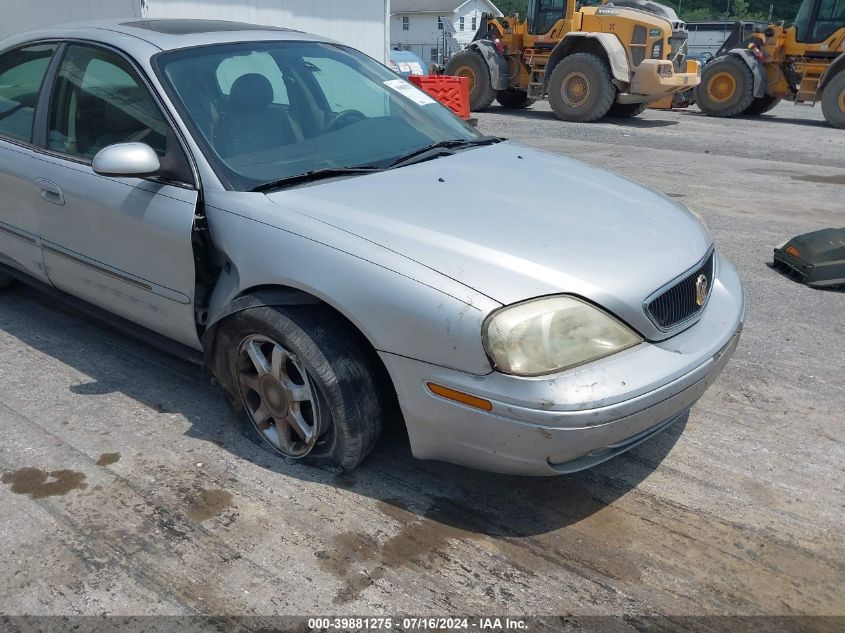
[{"xmin": 34, "ymin": 178, "xmax": 65, "ymax": 206}]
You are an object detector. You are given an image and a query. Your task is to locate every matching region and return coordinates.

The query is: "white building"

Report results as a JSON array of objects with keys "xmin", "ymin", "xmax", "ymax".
[
  {"xmin": 0, "ymin": 0, "xmax": 391, "ymax": 63},
  {"xmin": 390, "ymin": 0, "xmax": 503, "ymax": 66}
]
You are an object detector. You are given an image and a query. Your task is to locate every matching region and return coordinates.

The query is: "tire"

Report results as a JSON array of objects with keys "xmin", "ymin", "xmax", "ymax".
[
  {"xmin": 607, "ymin": 101, "xmax": 648, "ymax": 118},
  {"xmin": 744, "ymin": 94, "xmax": 781, "ymax": 115},
  {"xmin": 445, "ymin": 49, "xmax": 495, "ymax": 111},
  {"xmin": 821, "ymin": 71, "xmax": 845, "ymax": 130},
  {"xmin": 0, "ymin": 271, "xmax": 13, "ymax": 290},
  {"xmin": 547, "ymin": 53, "xmax": 616, "ymax": 122},
  {"xmin": 495, "ymin": 89, "xmax": 534, "ymax": 109},
  {"xmin": 696, "ymin": 55, "xmax": 755, "ymax": 117},
  {"xmin": 212, "ymin": 305, "xmax": 382, "ymax": 473}
]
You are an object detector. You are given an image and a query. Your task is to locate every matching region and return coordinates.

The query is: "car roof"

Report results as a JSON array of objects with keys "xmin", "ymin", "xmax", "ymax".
[{"xmin": 1, "ymin": 19, "xmax": 334, "ymax": 55}]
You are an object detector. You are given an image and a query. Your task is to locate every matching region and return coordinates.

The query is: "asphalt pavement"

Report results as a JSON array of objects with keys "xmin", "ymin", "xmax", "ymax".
[{"xmin": 0, "ymin": 102, "xmax": 842, "ymax": 621}]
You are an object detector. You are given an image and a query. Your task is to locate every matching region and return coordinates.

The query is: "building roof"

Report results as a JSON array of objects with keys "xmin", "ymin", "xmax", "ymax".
[{"xmin": 391, "ymin": 0, "xmax": 501, "ymax": 15}]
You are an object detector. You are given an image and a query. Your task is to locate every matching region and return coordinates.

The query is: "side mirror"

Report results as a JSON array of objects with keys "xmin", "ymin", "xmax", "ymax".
[{"xmin": 92, "ymin": 142, "xmax": 160, "ymax": 178}]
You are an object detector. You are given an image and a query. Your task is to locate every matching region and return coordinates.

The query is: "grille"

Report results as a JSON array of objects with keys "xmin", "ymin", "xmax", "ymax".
[
  {"xmin": 632, "ymin": 25, "xmax": 648, "ymax": 45},
  {"xmin": 632, "ymin": 47, "xmax": 646, "ymax": 66},
  {"xmin": 657, "ymin": 63, "xmax": 673, "ymax": 78},
  {"xmin": 646, "ymin": 250, "xmax": 715, "ymax": 330}
]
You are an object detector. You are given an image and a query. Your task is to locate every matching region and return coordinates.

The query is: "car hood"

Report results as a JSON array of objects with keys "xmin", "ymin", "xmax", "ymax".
[{"xmin": 265, "ymin": 142, "xmax": 711, "ymax": 340}]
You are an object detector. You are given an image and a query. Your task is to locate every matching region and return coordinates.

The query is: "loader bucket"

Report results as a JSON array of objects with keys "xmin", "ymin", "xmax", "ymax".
[{"xmin": 771, "ymin": 228, "xmax": 845, "ymax": 288}]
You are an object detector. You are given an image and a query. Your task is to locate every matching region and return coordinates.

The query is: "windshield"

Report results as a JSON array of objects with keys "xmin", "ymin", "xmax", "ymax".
[{"xmin": 155, "ymin": 41, "xmax": 480, "ymax": 191}]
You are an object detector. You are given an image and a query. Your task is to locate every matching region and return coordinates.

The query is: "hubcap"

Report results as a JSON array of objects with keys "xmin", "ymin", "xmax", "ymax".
[
  {"xmin": 561, "ymin": 71, "xmax": 591, "ymax": 107},
  {"xmin": 839, "ymin": 87, "xmax": 845, "ymax": 113},
  {"xmin": 455, "ymin": 65, "xmax": 477, "ymax": 92},
  {"xmin": 236, "ymin": 335, "xmax": 320, "ymax": 458},
  {"xmin": 709, "ymin": 71, "xmax": 736, "ymax": 103}
]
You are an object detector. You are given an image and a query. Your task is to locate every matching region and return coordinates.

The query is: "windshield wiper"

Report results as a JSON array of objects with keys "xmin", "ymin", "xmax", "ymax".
[
  {"xmin": 252, "ymin": 166, "xmax": 382, "ymax": 193},
  {"xmin": 388, "ymin": 136, "xmax": 505, "ymax": 168}
]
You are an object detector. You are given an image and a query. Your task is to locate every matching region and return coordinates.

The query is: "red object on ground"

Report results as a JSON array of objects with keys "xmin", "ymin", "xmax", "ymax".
[{"xmin": 407, "ymin": 75, "xmax": 471, "ymax": 120}]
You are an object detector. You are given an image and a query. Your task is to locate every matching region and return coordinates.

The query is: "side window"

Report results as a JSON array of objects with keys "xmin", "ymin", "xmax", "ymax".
[
  {"xmin": 812, "ymin": 0, "xmax": 845, "ymax": 42},
  {"xmin": 47, "ymin": 44, "xmax": 169, "ymax": 161},
  {"xmin": 304, "ymin": 57, "xmax": 389, "ymax": 118},
  {"xmin": 0, "ymin": 44, "xmax": 57, "ymax": 143},
  {"xmin": 533, "ymin": 0, "xmax": 566, "ymax": 34},
  {"xmin": 216, "ymin": 52, "xmax": 289, "ymax": 105}
]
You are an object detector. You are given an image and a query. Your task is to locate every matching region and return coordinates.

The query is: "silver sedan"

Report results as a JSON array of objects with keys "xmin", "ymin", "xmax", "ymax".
[{"xmin": 0, "ymin": 20, "xmax": 744, "ymax": 475}]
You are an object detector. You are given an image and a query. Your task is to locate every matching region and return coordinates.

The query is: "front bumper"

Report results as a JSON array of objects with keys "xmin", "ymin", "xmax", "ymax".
[
  {"xmin": 380, "ymin": 252, "xmax": 745, "ymax": 476},
  {"xmin": 625, "ymin": 59, "xmax": 701, "ymax": 102}
]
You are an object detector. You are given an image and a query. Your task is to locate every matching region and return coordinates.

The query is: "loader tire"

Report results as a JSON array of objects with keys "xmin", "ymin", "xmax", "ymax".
[
  {"xmin": 607, "ymin": 101, "xmax": 648, "ymax": 118},
  {"xmin": 696, "ymin": 55, "xmax": 754, "ymax": 117},
  {"xmin": 0, "ymin": 271, "xmax": 13, "ymax": 290},
  {"xmin": 744, "ymin": 94, "xmax": 781, "ymax": 115},
  {"xmin": 446, "ymin": 49, "xmax": 495, "ymax": 111},
  {"xmin": 548, "ymin": 53, "xmax": 616, "ymax": 122},
  {"xmin": 495, "ymin": 89, "xmax": 534, "ymax": 109},
  {"xmin": 820, "ymin": 71, "xmax": 845, "ymax": 129}
]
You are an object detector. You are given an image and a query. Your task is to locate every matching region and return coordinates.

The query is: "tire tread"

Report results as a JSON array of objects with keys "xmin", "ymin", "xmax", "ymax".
[{"xmin": 548, "ymin": 53, "xmax": 616, "ymax": 123}]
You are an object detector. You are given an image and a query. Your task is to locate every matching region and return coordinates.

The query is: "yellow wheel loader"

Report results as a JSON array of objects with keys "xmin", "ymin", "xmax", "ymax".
[
  {"xmin": 444, "ymin": 0, "xmax": 701, "ymax": 122},
  {"xmin": 695, "ymin": 0, "xmax": 845, "ymax": 128}
]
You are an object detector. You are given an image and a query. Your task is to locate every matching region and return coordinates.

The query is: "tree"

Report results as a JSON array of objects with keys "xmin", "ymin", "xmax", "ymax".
[
  {"xmin": 682, "ymin": 7, "xmax": 717, "ymax": 19},
  {"xmin": 496, "ymin": 0, "xmax": 528, "ymax": 17},
  {"xmin": 731, "ymin": 0, "xmax": 750, "ymax": 18}
]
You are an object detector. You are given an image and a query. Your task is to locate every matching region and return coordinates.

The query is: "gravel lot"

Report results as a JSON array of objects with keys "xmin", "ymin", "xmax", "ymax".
[{"xmin": 1, "ymin": 102, "xmax": 843, "ymax": 621}]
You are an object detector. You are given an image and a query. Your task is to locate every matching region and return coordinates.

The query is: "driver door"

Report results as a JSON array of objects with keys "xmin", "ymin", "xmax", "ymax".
[{"xmin": 34, "ymin": 43, "xmax": 201, "ymax": 348}]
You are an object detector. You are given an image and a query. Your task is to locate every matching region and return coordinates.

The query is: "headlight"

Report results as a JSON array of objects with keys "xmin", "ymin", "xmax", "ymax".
[{"xmin": 482, "ymin": 296, "xmax": 642, "ymax": 377}]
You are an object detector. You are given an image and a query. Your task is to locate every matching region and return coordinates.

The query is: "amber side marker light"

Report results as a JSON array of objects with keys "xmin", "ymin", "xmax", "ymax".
[
  {"xmin": 785, "ymin": 245, "xmax": 801, "ymax": 257},
  {"xmin": 426, "ymin": 382, "xmax": 493, "ymax": 412}
]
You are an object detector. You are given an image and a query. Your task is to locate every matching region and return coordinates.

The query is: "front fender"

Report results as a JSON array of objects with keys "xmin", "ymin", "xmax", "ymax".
[
  {"xmin": 549, "ymin": 33, "xmax": 632, "ymax": 85},
  {"xmin": 726, "ymin": 48, "xmax": 767, "ymax": 98},
  {"xmin": 201, "ymin": 192, "xmax": 500, "ymax": 376},
  {"xmin": 819, "ymin": 52, "xmax": 845, "ymax": 91},
  {"xmin": 470, "ymin": 40, "xmax": 509, "ymax": 91}
]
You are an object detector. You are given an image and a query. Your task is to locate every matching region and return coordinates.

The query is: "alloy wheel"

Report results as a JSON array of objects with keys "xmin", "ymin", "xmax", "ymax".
[{"xmin": 236, "ymin": 334, "xmax": 321, "ymax": 458}]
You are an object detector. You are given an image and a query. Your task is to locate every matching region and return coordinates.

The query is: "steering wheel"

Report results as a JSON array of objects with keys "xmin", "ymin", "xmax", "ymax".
[{"xmin": 325, "ymin": 109, "xmax": 366, "ymax": 133}]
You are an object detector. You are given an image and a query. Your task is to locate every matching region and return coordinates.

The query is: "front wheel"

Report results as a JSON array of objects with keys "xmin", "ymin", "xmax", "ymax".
[
  {"xmin": 495, "ymin": 89, "xmax": 534, "ymax": 109},
  {"xmin": 212, "ymin": 305, "xmax": 383, "ymax": 472},
  {"xmin": 0, "ymin": 271, "xmax": 13, "ymax": 290},
  {"xmin": 547, "ymin": 53, "xmax": 616, "ymax": 122},
  {"xmin": 696, "ymin": 55, "xmax": 755, "ymax": 117},
  {"xmin": 445, "ymin": 49, "xmax": 495, "ymax": 111},
  {"xmin": 744, "ymin": 94, "xmax": 781, "ymax": 115},
  {"xmin": 607, "ymin": 101, "xmax": 648, "ymax": 118},
  {"xmin": 821, "ymin": 71, "xmax": 845, "ymax": 129}
]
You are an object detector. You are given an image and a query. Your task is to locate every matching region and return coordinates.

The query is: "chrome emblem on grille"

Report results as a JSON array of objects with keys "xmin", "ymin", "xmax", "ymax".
[{"xmin": 695, "ymin": 274, "xmax": 709, "ymax": 307}]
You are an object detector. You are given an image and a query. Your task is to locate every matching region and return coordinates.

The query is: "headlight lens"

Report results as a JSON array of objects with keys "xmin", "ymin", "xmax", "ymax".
[{"xmin": 483, "ymin": 296, "xmax": 642, "ymax": 376}]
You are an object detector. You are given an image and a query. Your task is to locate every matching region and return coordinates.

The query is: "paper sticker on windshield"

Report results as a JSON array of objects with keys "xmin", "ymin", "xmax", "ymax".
[{"xmin": 384, "ymin": 79, "xmax": 437, "ymax": 106}]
